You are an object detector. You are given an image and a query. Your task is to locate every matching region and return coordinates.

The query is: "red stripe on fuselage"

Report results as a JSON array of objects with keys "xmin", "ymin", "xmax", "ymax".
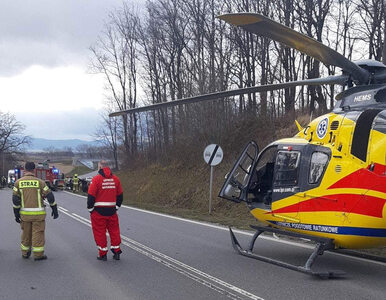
[
  {"xmin": 269, "ymin": 194, "xmax": 386, "ymax": 218},
  {"xmin": 328, "ymin": 164, "xmax": 386, "ymax": 194}
]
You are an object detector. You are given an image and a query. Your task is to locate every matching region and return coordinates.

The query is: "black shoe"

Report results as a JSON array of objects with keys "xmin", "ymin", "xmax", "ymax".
[
  {"xmin": 111, "ymin": 249, "xmax": 122, "ymax": 260},
  {"xmin": 34, "ymin": 255, "xmax": 47, "ymax": 261},
  {"xmin": 97, "ymin": 255, "xmax": 107, "ymax": 261},
  {"xmin": 22, "ymin": 249, "xmax": 32, "ymax": 259}
]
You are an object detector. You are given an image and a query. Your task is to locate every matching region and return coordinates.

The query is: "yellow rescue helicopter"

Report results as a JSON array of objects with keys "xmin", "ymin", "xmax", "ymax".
[{"xmin": 110, "ymin": 13, "xmax": 386, "ymax": 278}]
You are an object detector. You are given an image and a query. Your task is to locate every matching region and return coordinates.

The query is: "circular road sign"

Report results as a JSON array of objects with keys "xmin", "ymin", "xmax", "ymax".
[{"xmin": 203, "ymin": 144, "xmax": 223, "ymax": 166}]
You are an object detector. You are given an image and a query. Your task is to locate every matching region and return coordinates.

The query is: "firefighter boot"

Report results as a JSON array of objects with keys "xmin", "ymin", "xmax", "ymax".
[
  {"xmin": 97, "ymin": 254, "xmax": 107, "ymax": 261},
  {"xmin": 22, "ymin": 249, "xmax": 31, "ymax": 259},
  {"xmin": 111, "ymin": 249, "xmax": 122, "ymax": 260},
  {"xmin": 34, "ymin": 255, "xmax": 47, "ymax": 261}
]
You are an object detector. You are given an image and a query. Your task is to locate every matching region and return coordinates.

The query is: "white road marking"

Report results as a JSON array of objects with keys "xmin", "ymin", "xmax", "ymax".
[
  {"xmin": 64, "ymin": 191, "xmax": 86, "ymax": 198},
  {"xmin": 59, "ymin": 209, "xmax": 92, "ymax": 227},
  {"xmin": 63, "ymin": 191, "xmax": 386, "ymax": 266},
  {"xmin": 59, "ymin": 203, "xmax": 264, "ymax": 300},
  {"xmin": 72, "ymin": 213, "xmax": 91, "ymax": 223},
  {"xmin": 120, "ymin": 235, "xmax": 263, "ymax": 300},
  {"xmin": 64, "ymin": 192, "xmax": 269, "ymax": 237},
  {"xmin": 120, "ymin": 239, "xmax": 248, "ymax": 300}
]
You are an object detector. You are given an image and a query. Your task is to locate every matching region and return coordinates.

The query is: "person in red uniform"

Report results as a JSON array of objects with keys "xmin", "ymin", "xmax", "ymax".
[{"xmin": 87, "ymin": 160, "xmax": 123, "ymax": 261}]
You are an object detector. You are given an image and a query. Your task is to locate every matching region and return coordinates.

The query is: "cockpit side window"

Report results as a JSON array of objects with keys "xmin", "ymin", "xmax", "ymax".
[
  {"xmin": 309, "ymin": 152, "xmax": 329, "ymax": 184},
  {"xmin": 247, "ymin": 146, "xmax": 277, "ymax": 204},
  {"xmin": 274, "ymin": 151, "xmax": 300, "ymax": 186},
  {"xmin": 256, "ymin": 146, "xmax": 277, "ymax": 169}
]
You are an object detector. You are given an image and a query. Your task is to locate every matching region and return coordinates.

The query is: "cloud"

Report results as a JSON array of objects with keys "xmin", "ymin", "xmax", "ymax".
[
  {"xmin": 0, "ymin": 65, "xmax": 106, "ymax": 113},
  {"xmin": 0, "ymin": 0, "xmax": 144, "ymax": 141},
  {"xmin": 0, "ymin": 0, "xmax": 125, "ymax": 76},
  {"xmin": 15, "ymin": 108, "xmax": 104, "ymax": 140}
]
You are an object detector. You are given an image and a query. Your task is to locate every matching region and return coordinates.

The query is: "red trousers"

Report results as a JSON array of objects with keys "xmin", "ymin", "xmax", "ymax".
[{"xmin": 90, "ymin": 211, "xmax": 121, "ymax": 256}]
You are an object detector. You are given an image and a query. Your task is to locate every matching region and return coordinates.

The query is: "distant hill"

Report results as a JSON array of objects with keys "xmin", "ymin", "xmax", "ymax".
[{"xmin": 28, "ymin": 138, "xmax": 100, "ymax": 152}]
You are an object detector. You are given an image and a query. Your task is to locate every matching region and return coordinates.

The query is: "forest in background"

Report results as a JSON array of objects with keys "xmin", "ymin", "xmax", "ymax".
[{"xmin": 91, "ymin": 0, "xmax": 386, "ymax": 168}]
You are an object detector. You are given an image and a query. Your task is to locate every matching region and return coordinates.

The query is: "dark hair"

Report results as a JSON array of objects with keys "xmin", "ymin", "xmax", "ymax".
[{"xmin": 25, "ymin": 162, "xmax": 35, "ymax": 171}]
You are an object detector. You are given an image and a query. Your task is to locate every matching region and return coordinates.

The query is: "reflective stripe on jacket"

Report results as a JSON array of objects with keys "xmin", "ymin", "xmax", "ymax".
[
  {"xmin": 13, "ymin": 173, "xmax": 51, "ymax": 216},
  {"xmin": 87, "ymin": 167, "xmax": 123, "ymax": 216}
]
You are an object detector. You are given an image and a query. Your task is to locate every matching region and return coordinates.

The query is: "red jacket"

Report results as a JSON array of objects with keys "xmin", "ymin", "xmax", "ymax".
[{"xmin": 87, "ymin": 167, "xmax": 123, "ymax": 216}]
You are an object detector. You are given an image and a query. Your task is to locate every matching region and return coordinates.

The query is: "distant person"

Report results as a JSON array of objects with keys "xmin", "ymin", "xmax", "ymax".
[
  {"xmin": 73, "ymin": 174, "xmax": 79, "ymax": 192},
  {"xmin": 67, "ymin": 177, "xmax": 73, "ymax": 190},
  {"xmin": 87, "ymin": 160, "xmax": 123, "ymax": 261},
  {"xmin": 80, "ymin": 179, "xmax": 88, "ymax": 193},
  {"xmin": 12, "ymin": 162, "xmax": 59, "ymax": 260},
  {"xmin": 1, "ymin": 176, "xmax": 6, "ymax": 188}
]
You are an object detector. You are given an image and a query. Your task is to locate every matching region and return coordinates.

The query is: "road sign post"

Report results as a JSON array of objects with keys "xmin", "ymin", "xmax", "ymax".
[{"xmin": 203, "ymin": 144, "xmax": 223, "ymax": 215}]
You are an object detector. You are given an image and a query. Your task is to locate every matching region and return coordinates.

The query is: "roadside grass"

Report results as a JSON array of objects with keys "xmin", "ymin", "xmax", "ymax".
[
  {"xmin": 118, "ymin": 161, "xmax": 258, "ymax": 229},
  {"xmin": 66, "ymin": 165, "xmax": 92, "ymax": 177},
  {"xmin": 123, "ymin": 200, "xmax": 258, "ymax": 229},
  {"xmin": 52, "ymin": 160, "xmax": 73, "ymax": 165},
  {"xmin": 50, "ymin": 162, "xmax": 74, "ymax": 175}
]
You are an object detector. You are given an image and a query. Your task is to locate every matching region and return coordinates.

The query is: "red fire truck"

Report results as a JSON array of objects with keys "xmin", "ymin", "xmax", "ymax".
[{"xmin": 14, "ymin": 161, "xmax": 64, "ymax": 191}]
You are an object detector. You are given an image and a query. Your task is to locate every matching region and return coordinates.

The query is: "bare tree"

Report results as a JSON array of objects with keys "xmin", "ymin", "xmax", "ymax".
[
  {"xmin": 90, "ymin": 5, "xmax": 140, "ymax": 163},
  {"xmin": 0, "ymin": 111, "xmax": 30, "ymax": 153},
  {"xmin": 95, "ymin": 112, "xmax": 120, "ymax": 170},
  {"xmin": 355, "ymin": 0, "xmax": 385, "ymax": 61},
  {"xmin": 297, "ymin": 0, "xmax": 332, "ymax": 114},
  {"xmin": 92, "ymin": 0, "xmax": 385, "ymax": 165},
  {"xmin": 381, "ymin": 0, "xmax": 386, "ymax": 64}
]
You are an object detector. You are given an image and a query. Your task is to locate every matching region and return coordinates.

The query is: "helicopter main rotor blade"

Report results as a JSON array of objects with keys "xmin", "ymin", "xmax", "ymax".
[
  {"xmin": 109, "ymin": 75, "xmax": 347, "ymax": 117},
  {"xmin": 218, "ymin": 13, "xmax": 370, "ymax": 84}
]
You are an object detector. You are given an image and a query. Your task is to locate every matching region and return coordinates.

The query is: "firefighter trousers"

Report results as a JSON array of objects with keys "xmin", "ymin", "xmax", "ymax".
[
  {"xmin": 20, "ymin": 216, "xmax": 45, "ymax": 258},
  {"xmin": 90, "ymin": 211, "xmax": 121, "ymax": 256}
]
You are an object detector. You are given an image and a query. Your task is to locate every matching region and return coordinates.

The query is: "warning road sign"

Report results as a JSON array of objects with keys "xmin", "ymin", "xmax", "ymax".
[{"xmin": 203, "ymin": 144, "xmax": 223, "ymax": 166}]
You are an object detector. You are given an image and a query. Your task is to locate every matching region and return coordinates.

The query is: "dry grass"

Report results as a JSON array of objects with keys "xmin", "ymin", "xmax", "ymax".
[
  {"xmin": 118, "ymin": 160, "xmax": 257, "ymax": 229},
  {"xmin": 66, "ymin": 165, "xmax": 93, "ymax": 177},
  {"xmin": 51, "ymin": 162, "xmax": 74, "ymax": 175}
]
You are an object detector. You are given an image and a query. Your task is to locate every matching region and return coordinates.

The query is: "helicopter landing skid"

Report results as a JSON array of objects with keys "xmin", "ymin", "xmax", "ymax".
[{"xmin": 229, "ymin": 226, "xmax": 345, "ymax": 278}]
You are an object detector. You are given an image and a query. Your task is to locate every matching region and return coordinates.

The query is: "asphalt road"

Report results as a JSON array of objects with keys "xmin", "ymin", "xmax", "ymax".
[{"xmin": 0, "ymin": 188, "xmax": 385, "ymax": 300}]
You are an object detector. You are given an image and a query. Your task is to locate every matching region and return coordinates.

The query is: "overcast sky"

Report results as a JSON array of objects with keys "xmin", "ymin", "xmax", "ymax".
[{"xmin": 0, "ymin": 0, "xmax": 141, "ymax": 140}]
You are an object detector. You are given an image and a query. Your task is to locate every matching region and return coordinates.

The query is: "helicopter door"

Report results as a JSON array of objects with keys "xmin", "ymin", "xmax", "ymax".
[
  {"xmin": 219, "ymin": 141, "xmax": 259, "ymax": 203},
  {"xmin": 247, "ymin": 145, "xmax": 277, "ymax": 205}
]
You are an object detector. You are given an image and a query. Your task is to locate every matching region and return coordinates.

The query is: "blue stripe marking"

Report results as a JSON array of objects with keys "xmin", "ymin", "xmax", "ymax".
[{"xmin": 268, "ymin": 221, "xmax": 386, "ymax": 237}]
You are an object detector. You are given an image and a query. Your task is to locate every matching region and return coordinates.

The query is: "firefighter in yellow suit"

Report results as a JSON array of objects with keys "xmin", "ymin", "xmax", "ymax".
[
  {"xmin": 73, "ymin": 174, "xmax": 79, "ymax": 192},
  {"xmin": 12, "ymin": 162, "xmax": 59, "ymax": 260}
]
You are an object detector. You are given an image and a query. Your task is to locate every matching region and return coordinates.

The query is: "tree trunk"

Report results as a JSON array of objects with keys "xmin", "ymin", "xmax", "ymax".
[{"xmin": 383, "ymin": 13, "xmax": 386, "ymax": 64}]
